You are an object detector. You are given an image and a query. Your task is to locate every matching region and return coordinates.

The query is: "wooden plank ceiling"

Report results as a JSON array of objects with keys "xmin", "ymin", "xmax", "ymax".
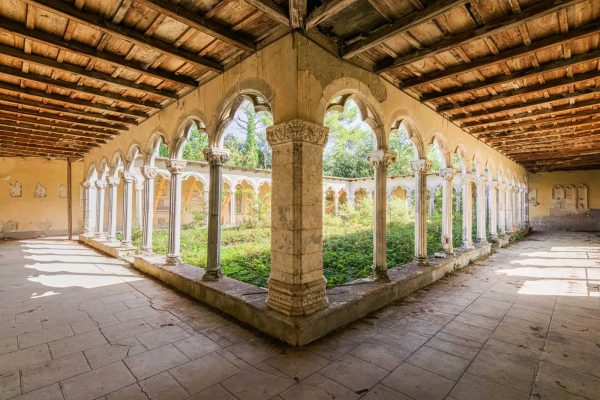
[{"xmin": 0, "ymin": 0, "xmax": 598, "ymax": 172}]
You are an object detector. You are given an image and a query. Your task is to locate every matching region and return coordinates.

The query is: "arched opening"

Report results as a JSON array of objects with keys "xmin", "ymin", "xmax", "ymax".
[{"xmin": 425, "ymin": 138, "xmax": 446, "ymax": 255}]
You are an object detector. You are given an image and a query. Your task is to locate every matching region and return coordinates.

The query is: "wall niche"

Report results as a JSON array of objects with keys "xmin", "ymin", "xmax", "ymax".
[{"xmin": 551, "ymin": 184, "xmax": 589, "ymax": 216}]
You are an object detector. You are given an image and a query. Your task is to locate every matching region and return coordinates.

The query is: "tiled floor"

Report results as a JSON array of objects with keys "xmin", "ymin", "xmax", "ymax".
[{"xmin": 1, "ymin": 231, "xmax": 599, "ymax": 400}]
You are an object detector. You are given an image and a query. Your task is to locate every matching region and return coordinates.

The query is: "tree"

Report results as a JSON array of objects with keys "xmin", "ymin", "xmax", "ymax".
[
  {"xmin": 182, "ymin": 126, "xmax": 208, "ymax": 161},
  {"xmin": 388, "ymin": 125, "xmax": 415, "ymax": 176}
]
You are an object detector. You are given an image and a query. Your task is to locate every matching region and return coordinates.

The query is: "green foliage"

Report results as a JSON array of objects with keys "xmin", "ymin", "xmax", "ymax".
[
  {"xmin": 388, "ymin": 125, "xmax": 415, "ymax": 176},
  {"xmin": 159, "ymin": 142, "xmax": 169, "ymax": 158},
  {"xmin": 182, "ymin": 126, "xmax": 208, "ymax": 161}
]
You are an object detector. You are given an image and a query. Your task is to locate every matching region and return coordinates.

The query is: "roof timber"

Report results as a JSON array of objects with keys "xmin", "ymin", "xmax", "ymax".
[
  {"xmin": 0, "ymin": 134, "xmax": 98, "ymax": 150},
  {"xmin": 476, "ymin": 116, "xmax": 600, "ymax": 139},
  {"xmin": 0, "ymin": 122, "xmax": 110, "ymax": 142},
  {"xmin": 483, "ymin": 128, "xmax": 600, "ymax": 145},
  {"xmin": 0, "ymin": 139, "xmax": 87, "ymax": 155},
  {"xmin": 243, "ymin": 0, "xmax": 290, "ymax": 26},
  {"xmin": 0, "ymin": 16, "xmax": 199, "ymax": 89},
  {"xmin": 20, "ymin": 0, "xmax": 224, "ymax": 73},
  {"xmin": 289, "ymin": 0, "xmax": 307, "ymax": 29},
  {"xmin": 306, "ymin": 0, "xmax": 360, "ymax": 29},
  {"xmin": 0, "ymin": 113, "xmax": 119, "ymax": 136}
]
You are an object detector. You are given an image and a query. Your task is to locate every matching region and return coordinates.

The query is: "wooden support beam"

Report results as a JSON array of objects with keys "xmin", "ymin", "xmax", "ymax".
[
  {"xmin": 0, "ymin": 139, "xmax": 88, "ymax": 155},
  {"xmin": 306, "ymin": 0, "xmax": 359, "ymax": 29},
  {"xmin": 396, "ymin": 21, "xmax": 600, "ymax": 86},
  {"xmin": 0, "ymin": 134, "xmax": 95, "ymax": 150},
  {"xmin": 517, "ymin": 152, "xmax": 600, "ymax": 163},
  {"xmin": 21, "ymin": 0, "xmax": 224, "ymax": 73},
  {"xmin": 243, "ymin": 0, "xmax": 289, "ymax": 26},
  {"xmin": 342, "ymin": 0, "xmax": 469, "ymax": 59},
  {"xmin": 0, "ymin": 125, "xmax": 108, "ymax": 143},
  {"xmin": 351, "ymin": 0, "xmax": 585, "ymax": 63},
  {"xmin": 422, "ymin": 46, "xmax": 600, "ymax": 103},
  {"xmin": 438, "ymin": 69, "xmax": 600, "ymax": 114},
  {"xmin": 289, "ymin": 0, "xmax": 307, "ymax": 29},
  {"xmin": 0, "ymin": 43, "xmax": 179, "ymax": 100},
  {"xmin": 483, "ymin": 126, "xmax": 600, "ymax": 143},
  {"xmin": 0, "ymin": 16, "xmax": 198, "ymax": 88},
  {"xmin": 135, "ymin": 0, "xmax": 255, "ymax": 52},
  {"xmin": 0, "ymin": 65, "xmax": 163, "ymax": 110},
  {"xmin": 500, "ymin": 140, "xmax": 600, "ymax": 153},
  {"xmin": 0, "ymin": 149, "xmax": 75, "ymax": 159},
  {"xmin": 0, "ymin": 113, "xmax": 118, "ymax": 136}
]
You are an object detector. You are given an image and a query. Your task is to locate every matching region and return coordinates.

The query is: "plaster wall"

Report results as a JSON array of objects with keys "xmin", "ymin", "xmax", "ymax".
[
  {"xmin": 0, "ymin": 157, "xmax": 83, "ymax": 238},
  {"xmin": 528, "ymin": 170, "xmax": 600, "ymax": 231}
]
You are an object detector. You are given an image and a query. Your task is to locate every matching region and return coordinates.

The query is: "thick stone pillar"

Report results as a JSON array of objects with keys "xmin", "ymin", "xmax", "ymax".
[
  {"xmin": 460, "ymin": 173, "xmax": 474, "ymax": 249},
  {"xmin": 265, "ymin": 119, "xmax": 329, "ymax": 316},
  {"xmin": 488, "ymin": 180, "xmax": 498, "ymax": 241},
  {"xmin": 229, "ymin": 190, "xmax": 236, "ymax": 226},
  {"xmin": 411, "ymin": 159, "xmax": 432, "ymax": 264},
  {"xmin": 141, "ymin": 166, "xmax": 158, "ymax": 253},
  {"xmin": 82, "ymin": 182, "xmax": 95, "ymax": 236},
  {"xmin": 498, "ymin": 183, "xmax": 506, "ymax": 236},
  {"xmin": 106, "ymin": 177, "xmax": 119, "ymax": 243},
  {"xmin": 505, "ymin": 185, "xmax": 513, "ymax": 233},
  {"xmin": 476, "ymin": 176, "xmax": 488, "ymax": 244},
  {"xmin": 95, "ymin": 181, "xmax": 107, "ymax": 240},
  {"xmin": 165, "ymin": 160, "xmax": 187, "ymax": 265},
  {"xmin": 135, "ymin": 183, "xmax": 143, "ymax": 228},
  {"xmin": 202, "ymin": 148, "xmax": 230, "ymax": 281},
  {"xmin": 121, "ymin": 172, "xmax": 135, "ymax": 247},
  {"xmin": 203, "ymin": 190, "xmax": 209, "ymax": 226},
  {"xmin": 440, "ymin": 168, "xmax": 454, "ymax": 254},
  {"xmin": 368, "ymin": 150, "xmax": 396, "ymax": 282}
]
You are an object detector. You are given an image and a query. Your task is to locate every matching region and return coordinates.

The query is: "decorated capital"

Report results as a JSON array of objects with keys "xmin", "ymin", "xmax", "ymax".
[
  {"xmin": 203, "ymin": 147, "xmax": 230, "ymax": 166},
  {"xmin": 166, "ymin": 159, "xmax": 187, "ymax": 174},
  {"xmin": 266, "ymin": 119, "xmax": 329, "ymax": 147},
  {"xmin": 410, "ymin": 159, "xmax": 432, "ymax": 174},
  {"xmin": 367, "ymin": 149, "xmax": 396, "ymax": 167}
]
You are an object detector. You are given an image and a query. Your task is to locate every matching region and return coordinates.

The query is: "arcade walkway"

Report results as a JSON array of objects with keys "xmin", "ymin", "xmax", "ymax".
[{"xmin": 0, "ymin": 232, "xmax": 599, "ymax": 400}]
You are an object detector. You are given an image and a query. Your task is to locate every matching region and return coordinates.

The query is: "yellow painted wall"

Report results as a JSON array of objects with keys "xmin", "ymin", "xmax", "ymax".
[{"xmin": 0, "ymin": 158, "xmax": 83, "ymax": 238}]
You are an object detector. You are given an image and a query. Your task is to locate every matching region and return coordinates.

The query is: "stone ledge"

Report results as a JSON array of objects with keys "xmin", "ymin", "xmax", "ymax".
[
  {"xmin": 79, "ymin": 235, "xmax": 509, "ymax": 345},
  {"xmin": 79, "ymin": 235, "xmax": 136, "ymax": 260}
]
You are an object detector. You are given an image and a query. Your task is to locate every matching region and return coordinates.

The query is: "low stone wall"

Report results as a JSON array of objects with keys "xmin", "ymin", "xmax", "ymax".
[
  {"xmin": 79, "ymin": 233, "xmax": 526, "ymax": 345},
  {"xmin": 79, "ymin": 234, "xmax": 136, "ymax": 260}
]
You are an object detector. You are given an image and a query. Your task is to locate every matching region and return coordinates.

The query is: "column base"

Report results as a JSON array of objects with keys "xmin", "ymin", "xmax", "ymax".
[
  {"xmin": 95, "ymin": 233, "xmax": 106, "ymax": 241},
  {"xmin": 165, "ymin": 255, "xmax": 181, "ymax": 265},
  {"xmin": 372, "ymin": 267, "xmax": 390, "ymax": 283},
  {"xmin": 202, "ymin": 269, "xmax": 223, "ymax": 282},
  {"xmin": 414, "ymin": 256, "xmax": 429, "ymax": 266},
  {"xmin": 141, "ymin": 247, "xmax": 153, "ymax": 255},
  {"xmin": 476, "ymin": 238, "xmax": 488, "ymax": 245},
  {"xmin": 462, "ymin": 241, "xmax": 474, "ymax": 250},
  {"xmin": 266, "ymin": 277, "xmax": 329, "ymax": 317},
  {"xmin": 490, "ymin": 234, "xmax": 499, "ymax": 242}
]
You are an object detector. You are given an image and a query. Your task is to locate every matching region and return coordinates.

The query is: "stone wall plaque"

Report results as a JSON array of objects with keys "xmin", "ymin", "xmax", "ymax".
[
  {"xmin": 9, "ymin": 181, "xmax": 22, "ymax": 197},
  {"xmin": 550, "ymin": 184, "xmax": 589, "ymax": 216},
  {"xmin": 34, "ymin": 182, "xmax": 47, "ymax": 198}
]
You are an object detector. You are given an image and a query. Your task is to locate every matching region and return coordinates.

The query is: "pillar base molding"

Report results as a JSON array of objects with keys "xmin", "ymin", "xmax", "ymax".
[
  {"xmin": 414, "ymin": 256, "xmax": 429, "ymax": 266},
  {"xmin": 266, "ymin": 277, "xmax": 329, "ymax": 317},
  {"xmin": 95, "ymin": 233, "xmax": 106, "ymax": 241},
  {"xmin": 442, "ymin": 245, "xmax": 454, "ymax": 255},
  {"xmin": 372, "ymin": 268, "xmax": 390, "ymax": 283},
  {"xmin": 165, "ymin": 255, "xmax": 181, "ymax": 265},
  {"xmin": 476, "ymin": 239, "xmax": 489, "ymax": 245},
  {"xmin": 490, "ymin": 234, "xmax": 499, "ymax": 242},
  {"xmin": 202, "ymin": 269, "xmax": 223, "ymax": 282},
  {"xmin": 462, "ymin": 241, "xmax": 474, "ymax": 250}
]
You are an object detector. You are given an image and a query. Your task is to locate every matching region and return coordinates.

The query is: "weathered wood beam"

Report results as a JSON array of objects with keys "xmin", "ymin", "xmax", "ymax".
[
  {"xmin": 306, "ymin": 0, "xmax": 359, "ymax": 29},
  {"xmin": 0, "ymin": 124, "xmax": 109, "ymax": 143},
  {"xmin": 422, "ymin": 47, "xmax": 600, "ymax": 103},
  {"xmin": 483, "ymin": 126, "xmax": 600, "ymax": 143},
  {"xmin": 0, "ymin": 44, "xmax": 179, "ymax": 100},
  {"xmin": 0, "ymin": 93, "xmax": 138, "ymax": 125},
  {"xmin": 438, "ymin": 69, "xmax": 600, "ymax": 114},
  {"xmin": 0, "ymin": 113, "xmax": 118, "ymax": 136},
  {"xmin": 0, "ymin": 134, "xmax": 96, "ymax": 150},
  {"xmin": 501, "ymin": 141, "xmax": 600, "ymax": 153},
  {"xmin": 0, "ymin": 139, "xmax": 87, "ymax": 155},
  {"xmin": 518, "ymin": 153, "xmax": 600, "ymax": 164},
  {"xmin": 21, "ymin": 0, "xmax": 223, "ymax": 73},
  {"xmin": 0, "ymin": 65, "xmax": 163, "ymax": 110},
  {"xmin": 0, "ymin": 16, "xmax": 198, "ymax": 88},
  {"xmin": 0, "ymin": 103, "xmax": 128, "ymax": 131},
  {"xmin": 396, "ymin": 21, "xmax": 600, "ymax": 86},
  {"xmin": 355, "ymin": 0, "xmax": 585, "ymax": 63},
  {"xmin": 135, "ymin": 0, "xmax": 255, "ymax": 52},
  {"xmin": 243, "ymin": 0, "xmax": 289, "ymax": 26},
  {"xmin": 289, "ymin": 0, "xmax": 307, "ymax": 29},
  {"xmin": 0, "ymin": 149, "xmax": 75, "ymax": 159},
  {"xmin": 0, "ymin": 80, "xmax": 148, "ymax": 119}
]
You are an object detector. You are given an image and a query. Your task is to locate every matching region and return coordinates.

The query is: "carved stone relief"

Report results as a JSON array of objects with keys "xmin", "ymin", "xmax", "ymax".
[
  {"xmin": 34, "ymin": 182, "xmax": 47, "ymax": 198},
  {"xmin": 58, "ymin": 184, "xmax": 67, "ymax": 198},
  {"xmin": 551, "ymin": 184, "xmax": 589, "ymax": 216},
  {"xmin": 9, "ymin": 181, "xmax": 22, "ymax": 197}
]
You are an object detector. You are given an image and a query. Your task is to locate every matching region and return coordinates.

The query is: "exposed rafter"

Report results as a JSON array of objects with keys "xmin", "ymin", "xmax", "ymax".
[
  {"xmin": 0, "ymin": 113, "xmax": 119, "ymax": 136},
  {"xmin": 243, "ymin": 0, "xmax": 290, "ymax": 26},
  {"xmin": 306, "ymin": 0, "xmax": 359, "ymax": 29},
  {"xmin": 289, "ymin": 0, "xmax": 307, "ymax": 29}
]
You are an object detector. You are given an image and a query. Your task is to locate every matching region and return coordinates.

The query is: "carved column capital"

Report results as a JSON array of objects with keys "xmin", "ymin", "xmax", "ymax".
[
  {"xmin": 488, "ymin": 180, "xmax": 498, "ymax": 189},
  {"xmin": 107, "ymin": 177, "xmax": 120, "ymax": 187},
  {"xmin": 410, "ymin": 159, "xmax": 431, "ymax": 174},
  {"xmin": 166, "ymin": 159, "xmax": 187, "ymax": 174},
  {"xmin": 459, "ymin": 173, "xmax": 473, "ymax": 184},
  {"xmin": 203, "ymin": 147, "xmax": 230, "ymax": 166},
  {"xmin": 82, "ymin": 182, "xmax": 92, "ymax": 189},
  {"xmin": 122, "ymin": 172, "xmax": 135, "ymax": 183},
  {"xmin": 439, "ymin": 167, "xmax": 454, "ymax": 181},
  {"xmin": 367, "ymin": 150, "xmax": 396, "ymax": 167},
  {"xmin": 95, "ymin": 181, "xmax": 106, "ymax": 190},
  {"xmin": 476, "ymin": 175, "xmax": 487, "ymax": 185},
  {"xmin": 141, "ymin": 166, "xmax": 158, "ymax": 179},
  {"xmin": 266, "ymin": 119, "xmax": 329, "ymax": 147}
]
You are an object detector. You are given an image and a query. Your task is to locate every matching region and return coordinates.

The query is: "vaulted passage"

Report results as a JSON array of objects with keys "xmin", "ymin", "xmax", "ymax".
[{"xmin": 1, "ymin": 231, "xmax": 598, "ymax": 399}]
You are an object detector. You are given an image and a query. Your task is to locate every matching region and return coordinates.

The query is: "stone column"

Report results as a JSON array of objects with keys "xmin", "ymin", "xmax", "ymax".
[
  {"xmin": 141, "ymin": 166, "xmax": 158, "ymax": 253},
  {"xmin": 368, "ymin": 150, "xmax": 396, "ymax": 282},
  {"xmin": 106, "ymin": 177, "xmax": 119, "ymax": 243},
  {"xmin": 203, "ymin": 190, "xmax": 209, "ymax": 226},
  {"xmin": 455, "ymin": 186, "xmax": 461, "ymax": 214},
  {"xmin": 82, "ymin": 182, "xmax": 95, "ymax": 236},
  {"xmin": 440, "ymin": 168, "xmax": 454, "ymax": 254},
  {"xmin": 229, "ymin": 190, "xmax": 236, "ymax": 226},
  {"xmin": 497, "ymin": 183, "xmax": 506, "ymax": 236},
  {"xmin": 524, "ymin": 188, "xmax": 530, "ymax": 228},
  {"xmin": 407, "ymin": 189, "xmax": 412, "ymax": 210},
  {"xmin": 333, "ymin": 191, "xmax": 339, "ymax": 216},
  {"xmin": 95, "ymin": 181, "xmax": 107, "ymax": 240},
  {"xmin": 265, "ymin": 119, "xmax": 329, "ymax": 316},
  {"xmin": 165, "ymin": 160, "xmax": 187, "ymax": 265},
  {"xmin": 135, "ymin": 183, "xmax": 143, "ymax": 228},
  {"xmin": 460, "ymin": 173, "xmax": 474, "ymax": 249},
  {"xmin": 428, "ymin": 189, "xmax": 435, "ymax": 217},
  {"xmin": 411, "ymin": 159, "xmax": 432, "ymax": 264},
  {"xmin": 121, "ymin": 172, "xmax": 135, "ymax": 247},
  {"xmin": 505, "ymin": 185, "xmax": 513, "ymax": 233},
  {"xmin": 488, "ymin": 180, "xmax": 498, "ymax": 241},
  {"xmin": 202, "ymin": 148, "xmax": 230, "ymax": 281},
  {"xmin": 476, "ymin": 176, "xmax": 488, "ymax": 244},
  {"xmin": 347, "ymin": 194, "xmax": 355, "ymax": 209},
  {"xmin": 512, "ymin": 187, "xmax": 518, "ymax": 232}
]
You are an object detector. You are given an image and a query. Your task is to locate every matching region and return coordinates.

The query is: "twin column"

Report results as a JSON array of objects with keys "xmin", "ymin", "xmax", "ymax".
[{"xmin": 411, "ymin": 159, "xmax": 432, "ymax": 263}]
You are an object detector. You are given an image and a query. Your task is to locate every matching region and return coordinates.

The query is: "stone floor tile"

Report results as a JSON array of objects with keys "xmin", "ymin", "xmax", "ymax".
[
  {"xmin": 104, "ymin": 384, "xmax": 148, "ymax": 400},
  {"xmin": 225, "ymin": 336, "xmax": 278, "ymax": 365},
  {"xmin": 21, "ymin": 351, "xmax": 90, "ymax": 393},
  {"xmin": 483, "ymin": 338, "xmax": 543, "ymax": 361},
  {"xmin": 372, "ymin": 329, "xmax": 429, "ymax": 353},
  {"xmin": 319, "ymin": 354, "xmax": 388, "ymax": 392},
  {"xmin": 0, "ymin": 370, "xmax": 20, "ymax": 400},
  {"xmin": 490, "ymin": 325, "xmax": 547, "ymax": 350},
  {"xmin": 279, "ymin": 373, "xmax": 359, "ymax": 400},
  {"xmin": 18, "ymin": 325, "xmax": 73, "ymax": 349},
  {"xmin": 535, "ymin": 361, "xmax": 600, "ymax": 399},
  {"xmin": 173, "ymin": 334, "xmax": 221, "ymax": 360},
  {"xmin": 8, "ymin": 383, "xmax": 63, "ymax": 400},
  {"xmin": 394, "ymin": 316, "xmax": 444, "ymax": 336},
  {"xmin": 0, "ymin": 344, "xmax": 51, "ymax": 374},
  {"xmin": 350, "ymin": 339, "xmax": 410, "ymax": 371},
  {"xmin": 124, "ymin": 344, "xmax": 189, "ymax": 380},
  {"xmin": 407, "ymin": 345, "xmax": 471, "ymax": 380},
  {"xmin": 505, "ymin": 306, "xmax": 553, "ymax": 325},
  {"xmin": 170, "ymin": 352, "xmax": 240, "ymax": 395},
  {"xmin": 136, "ymin": 324, "xmax": 190, "ymax": 350},
  {"xmin": 425, "ymin": 335, "xmax": 480, "ymax": 360},
  {"xmin": 69, "ymin": 319, "xmax": 99, "ymax": 335},
  {"xmin": 541, "ymin": 343, "xmax": 600, "ymax": 378},
  {"xmin": 306, "ymin": 336, "xmax": 358, "ymax": 361},
  {"xmin": 440, "ymin": 321, "xmax": 493, "ymax": 344},
  {"xmin": 41, "ymin": 311, "xmax": 90, "ymax": 330},
  {"xmin": 60, "ymin": 361, "xmax": 136, "ymax": 400},
  {"xmin": 454, "ymin": 311, "xmax": 501, "ymax": 330},
  {"xmin": 100, "ymin": 319, "xmax": 153, "ymax": 342},
  {"xmin": 217, "ymin": 348, "xmax": 252, "ymax": 370},
  {"xmin": 263, "ymin": 349, "xmax": 330, "ymax": 380},
  {"xmin": 360, "ymin": 384, "xmax": 412, "ymax": 400},
  {"xmin": 84, "ymin": 343, "xmax": 135, "ymax": 369},
  {"xmin": 530, "ymin": 384, "xmax": 589, "ymax": 400},
  {"xmin": 467, "ymin": 349, "xmax": 537, "ymax": 393},
  {"xmin": 382, "ymin": 363, "xmax": 454, "ymax": 400},
  {"xmin": 48, "ymin": 330, "xmax": 107, "ymax": 359},
  {"xmin": 497, "ymin": 316, "xmax": 549, "ymax": 336},
  {"xmin": 186, "ymin": 384, "xmax": 236, "ymax": 400},
  {"xmin": 449, "ymin": 373, "xmax": 529, "ymax": 400},
  {"xmin": 221, "ymin": 367, "xmax": 296, "ymax": 400},
  {"xmin": 0, "ymin": 337, "xmax": 17, "ymax": 356}
]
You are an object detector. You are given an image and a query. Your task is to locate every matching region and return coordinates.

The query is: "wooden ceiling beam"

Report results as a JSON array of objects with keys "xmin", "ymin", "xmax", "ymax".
[
  {"xmin": 0, "ymin": 104, "xmax": 127, "ymax": 131},
  {"xmin": 439, "ymin": 70, "xmax": 600, "ymax": 114},
  {"xmin": 0, "ymin": 124, "xmax": 109, "ymax": 142},
  {"xmin": 0, "ymin": 65, "xmax": 163, "ymax": 110},
  {"xmin": 483, "ymin": 127, "xmax": 600, "ymax": 143},
  {"xmin": 0, "ymin": 81, "xmax": 148, "ymax": 119},
  {"xmin": 342, "ymin": 0, "xmax": 469, "ymax": 59},
  {"xmin": 306, "ymin": 0, "xmax": 359, "ymax": 29},
  {"xmin": 0, "ymin": 134, "xmax": 96, "ymax": 150},
  {"xmin": 422, "ymin": 47, "xmax": 600, "ymax": 103},
  {"xmin": 491, "ymin": 131, "xmax": 600, "ymax": 145},
  {"xmin": 0, "ymin": 44, "xmax": 179, "ymax": 100},
  {"xmin": 135, "ymin": 0, "xmax": 255, "ymax": 52},
  {"xmin": 364, "ymin": 0, "xmax": 586, "ymax": 66},
  {"xmin": 0, "ymin": 140, "xmax": 87, "ymax": 155},
  {"xmin": 395, "ymin": 21, "xmax": 600, "ymax": 83},
  {"xmin": 0, "ymin": 16, "xmax": 198, "ymax": 88},
  {"xmin": 243, "ymin": 0, "xmax": 290, "ymax": 26},
  {"xmin": 0, "ymin": 149, "xmax": 75, "ymax": 159},
  {"xmin": 20, "ymin": 0, "xmax": 224, "ymax": 73},
  {"xmin": 289, "ymin": 0, "xmax": 307, "ymax": 29},
  {"xmin": 0, "ymin": 113, "xmax": 118, "ymax": 136},
  {"xmin": 0, "ymin": 94, "xmax": 137, "ymax": 126},
  {"xmin": 501, "ymin": 141, "xmax": 600, "ymax": 153}
]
